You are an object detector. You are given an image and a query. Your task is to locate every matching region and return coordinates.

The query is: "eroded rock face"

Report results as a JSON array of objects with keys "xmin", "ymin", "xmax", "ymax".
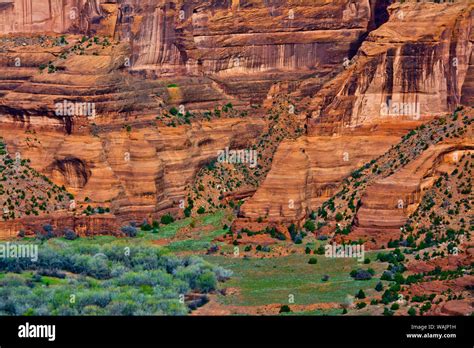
[
  {"xmin": 0, "ymin": 1, "xmax": 473, "ymax": 237},
  {"xmin": 0, "ymin": 0, "xmax": 376, "ymax": 101},
  {"xmin": 238, "ymin": 1, "xmax": 474, "ymax": 225},
  {"xmin": 350, "ymin": 145, "xmax": 474, "ymax": 248},
  {"xmin": 307, "ymin": 2, "xmax": 474, "ymax": 134},
  {"xmin": 239, "ymin": 123, "xmax": 414, "ymax": 224},
  {"xmin": 1, "ymin": 117, "xmax": 267, "ymax": 223},
  {"xmin": 0, "ymin": 213, "xmax": 119, "ymax": 239},
  {"xmin": 0, "ymin": 0, "xmax": 105, "ymax": 34}
]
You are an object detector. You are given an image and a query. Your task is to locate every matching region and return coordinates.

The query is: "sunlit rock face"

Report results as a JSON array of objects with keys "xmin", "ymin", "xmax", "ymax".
[
  {"xmin": 307, "ymin": 2, "xmax": 474, "ymax": 135},
  {"xmin": 0, "ymin": 0, "xmax": 104, "ymax": 34},
  {"xmin": 0, "ymin": 0, "xmax": 375, "ymax": 101},
  {"xmin": 0, "ymin": 0, "xmax": 473, "ymax": 236},
  {"xmin": 238, "ymin": 1, "xmax": 474, "ymax": 225}
]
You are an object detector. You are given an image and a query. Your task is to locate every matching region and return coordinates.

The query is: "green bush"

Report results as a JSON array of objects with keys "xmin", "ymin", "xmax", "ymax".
[
  {"xmin": 304, "ymin": 220, "xmax": 315, "ymax": 232},
  {"xmin": 0, "ymin": 242, "xmax": 231, "ymax": 315},
  {"xmin": 356, "ymin": 289, "xmax": 366, "ymax": 299},
  {"xmin": 160, "ymin": 214, "xmax": 175, "ymax": 225},
  {"xmin": 308, "ymin": 258, "xmax": 318, "ymax": 265}
]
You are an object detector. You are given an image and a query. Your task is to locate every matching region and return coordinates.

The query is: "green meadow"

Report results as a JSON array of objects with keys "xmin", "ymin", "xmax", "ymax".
[{"xmin": 204, "ymin": 252, "xmax": 386, "ymax": 307}]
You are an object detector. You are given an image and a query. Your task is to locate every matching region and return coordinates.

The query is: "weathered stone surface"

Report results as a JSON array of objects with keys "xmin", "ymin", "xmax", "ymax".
[
  {"xmin": 0, "ymin": 1, "xmax": 473, "ymax": 238},
  {"xmin": 307, "ymin": 1, "xmax": 474, "ymax": 134},
  {"xmin": 239, "ymin": 123, "xmax": 415, "ymax": 224},
  {"xmin": 238, "ymin": 1, "xmax": 474, "ymax": 225}
]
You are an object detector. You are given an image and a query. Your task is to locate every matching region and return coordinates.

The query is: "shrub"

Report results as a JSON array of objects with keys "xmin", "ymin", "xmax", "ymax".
[
  {"xmin": 375, "ymin": 282, "xmax": 384, "ymax": 292},
  {"xmin": 350, "ymin": 269, "xmax": 372, "ymax": 280},
  {"xmin": 356, "ymin": 302, "xmax": 366, "ymax": 309},
  {"xmin": 381, "ymin": 270, "xmax": 394, "ymax": 281},
  {"xmin": 140, "ymin": 221, "xmax": 152, "ymax": 231},
  {"xmin": 381, "ymin": 289, "xmax": 399, "ymax": 304},
  {"xmin": 64, "ymin": 229, "xmax": 78, "ymax": 240},
  {"xmin": 197, "ymin": 206, "xmax": 205, "ymax": 214},
  {"xmin": 279, "ymin": 305, "xmax": 291, "ymax": 313},
  {"xmin": 195, "ymin": 271, "xmax": 217, "ymax": 292},
  {"xmin": 169, "ymin": 107, "xmax": 178, "ymax": 115},
  {"xmin": 304, "ymin": 220, "xmax": 315, "ymax": 232},
  {"xmin": 408, "ymin": 307, "xmax": 417, "ymax": 316},
  {"xmin": 315, "ymin": 245, "xmax": 325, "ymax": 255},
  {"xmin": 0, "ymin": 243, "xmax": 230, "ymax": 315},
  {"xmin": 390, "ymin": 303, "xmax": 399, "ymax": 310},
  {"xmin": 160, "ymin": 214, "xmax": 175, "ymax": 225},
  {"xmin": 121, "ymin": 225, "xmax": 137, "ymax": 238},
  {"xmin": 356, "ymin": 289, "xmax": 366, "ymax": 299},
  {"xmin": 294, "ymin": 235, "xmax": 303, "ymax": 244},
  {"xmin": 308, "ymin": 258, "xmax": 318, "ymax": 265}
]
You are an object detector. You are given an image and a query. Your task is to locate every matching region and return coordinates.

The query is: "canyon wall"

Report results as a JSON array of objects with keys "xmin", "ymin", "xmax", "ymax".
[
  {"xmin": 0, "ymin": 0, "xmax": 105, "ymax": 34},
  {"xmin": 0, "ymin": 0, "xmax": 377, "ymax": 101},
  {"xmin": 1, "ymin": 1, "xmax": 473, "ymax": 235},
  {"xmin": 306, "ymin": 1, "xmax": 474, "ymax": 134},
  {"xmin": 238, "ymin": 1, "xmax": 474, "ymax": 226}
]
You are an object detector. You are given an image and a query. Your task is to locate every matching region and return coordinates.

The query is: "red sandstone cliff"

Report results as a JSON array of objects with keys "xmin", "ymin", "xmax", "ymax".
[{"xmin": 0, "ymin": 0, "xmax": 473, "ymax": 238}]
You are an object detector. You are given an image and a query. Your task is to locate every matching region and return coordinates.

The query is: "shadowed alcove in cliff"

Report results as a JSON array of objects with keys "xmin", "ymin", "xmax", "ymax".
[{"xmin": 49, "ymin": 157, "xmax": 92, "ymax": 189}]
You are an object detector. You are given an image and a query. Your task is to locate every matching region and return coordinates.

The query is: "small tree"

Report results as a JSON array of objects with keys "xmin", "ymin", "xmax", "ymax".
[
  {"xmin": 308, "ymin": 257, "xmax": 318, "ymax": 265},
  {"xmin": 356, "ymin": 289, "xmax": 366, "ymax": 299},
  {"xmin": 315, "ymin": 245, "xmax": 325, "ymax": 255},
  {"xmin": 160, "ymin": 214, "xmax": 174, "ymax": 225},
  {"xmin": 304, "ymin": 220, "xmax": 315, "ymax": 232}
]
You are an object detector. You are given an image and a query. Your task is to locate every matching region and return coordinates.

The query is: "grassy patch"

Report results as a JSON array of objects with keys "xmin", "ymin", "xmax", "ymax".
[{"xmin": 204, "ymin": 252, "xmax": 385, "ymax": 306}]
